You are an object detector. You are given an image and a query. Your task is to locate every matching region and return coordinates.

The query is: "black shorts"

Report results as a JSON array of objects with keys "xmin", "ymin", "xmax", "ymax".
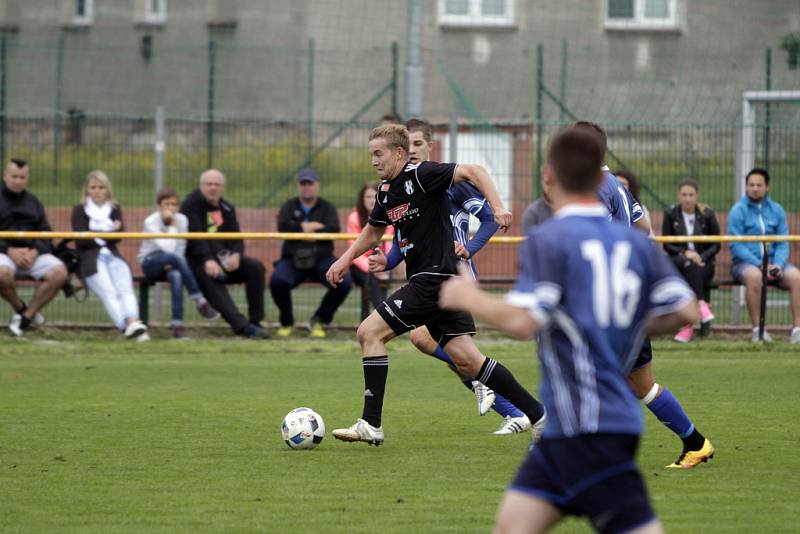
[
  {"xmin": 376, "ymin": 274, "xmax": 476, "ymax": 347},
  {"xmin": 633, "ymin": 338, "xmax": 653, "ymax": 369},
  {"xmin": 510, "ymin": 433, "xmax": 655, "ymax": 534}
]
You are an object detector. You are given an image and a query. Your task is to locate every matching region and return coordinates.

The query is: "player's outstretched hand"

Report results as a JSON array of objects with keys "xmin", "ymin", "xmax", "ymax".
[
  {"xmin": 439, "ymin": 264, "xmax": 478, "ymax": 312},
  {"xmin": 368, "ymin": 247, "xmax": 388, "ymax": 272},
  {"xmin": 326, "ymin": 258, "xmax": 348, "ymax": 287},
  {"xmin": 494, "ymin": 208, "xmax": 512, "ymax": 233}
]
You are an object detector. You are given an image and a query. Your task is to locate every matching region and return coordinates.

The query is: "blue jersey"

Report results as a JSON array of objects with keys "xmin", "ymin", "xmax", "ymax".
[
  {"xmin": 507, "ymin": 204, "xmax": 693, "ymax": 439},
  {"xmin": 447, "ymin": 182, "xmax": 499, "ymax": 277},
  {"xmin": 597, "ymin": 167, "xmax": 643, "ymax": 226}
]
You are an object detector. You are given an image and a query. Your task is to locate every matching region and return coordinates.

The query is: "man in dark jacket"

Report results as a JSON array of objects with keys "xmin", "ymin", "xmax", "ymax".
[
  {"xmin": 0, "ymin": 158, "xmax": 67, "ymax": 336},
  {"xmin": 270, "ymin": 168, "xmax": 351, "ymax": 338},
  {"xmin": 180, "ymin": 169, "xmax": 267, "ymax": 338}
]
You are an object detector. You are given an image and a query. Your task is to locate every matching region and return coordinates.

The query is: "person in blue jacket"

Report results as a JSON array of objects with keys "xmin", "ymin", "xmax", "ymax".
[{"xmin": 728, "ymin": 168, "xmax": 800, "ymax": 344}]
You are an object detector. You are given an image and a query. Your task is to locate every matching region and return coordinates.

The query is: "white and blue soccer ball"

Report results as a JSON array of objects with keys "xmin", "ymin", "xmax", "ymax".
[{"xmin": 281, "ymin": 407, "xmax": 325, "ymax": 450}]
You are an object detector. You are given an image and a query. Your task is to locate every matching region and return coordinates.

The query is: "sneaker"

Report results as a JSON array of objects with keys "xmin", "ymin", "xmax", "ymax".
[
  {"xmin": 124, "ymin": 320, "xmax": 147, "ymax": 339},
  {"xmin": 789, "ymin": 327, "xmax": 800, "ymax": 345},
  {"xmin": 673, "ymin": 325, "xmax": 693, "ymax": 343},
  {"xmin": 699, "ymin": 301, "xmax": 715, "ymax": 324},
  {"xmin": 277, "ymin": 326, "xmax": 293, "ymax": 338},
  {"xmin": 666, "ymin": 438, "xmax": 715, "ymax": 469},
  {"xmin": 493, "ymin": 415, "xmax": 532, "ymax": 435},
  {"xmin": 240, "ymin": 323, "xmax": 269, "ymax": 339},
  {"xmin": 471, "ymin": 380, "xmax": 495, "ymax": 416},
  {"xmin": 171, "ymin": 325, "xmax": 188, "ymax": 339},
  {"xmin": 751, "ymin": 326, "xmax": 773, "ymax": 343},
  {"xmin": 531, "ymin": 413, "xmax": 547, "ymax": 443},
  {"xmin": 308, "ymin": 318, "xmax": 326, "ymax": 339},
  {"xmin": 196, "ymin": 301, "xmax": 220, "ymax": 320},
  {"xmin": 8, "ymin": 313, "xmax": 29, "ymax": 337},
  {"xmin": 332, "ymin": 418, "xmax": 384, "ymax": 446},
  {"xmin": 135, "ymin": 332, "xmax": 151, "ymax": 343}
]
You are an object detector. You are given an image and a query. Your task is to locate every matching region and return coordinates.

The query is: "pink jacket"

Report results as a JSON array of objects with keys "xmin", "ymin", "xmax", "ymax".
[{"xmin": 346, "ymin": 209, "xmax": 394, "ymax": 273}]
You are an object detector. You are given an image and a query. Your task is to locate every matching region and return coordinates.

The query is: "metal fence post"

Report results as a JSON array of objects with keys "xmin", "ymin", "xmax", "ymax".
[
  {"xmin": 0, "ymin": 33, "xmax": 7, "ymax": 165},
  {"xmin": 53, "ymin": 32, "xmax": 65, "ymax": 185},
  {"xmin": 535, "ymin": 44, "xmax": 543, "ymax": 197},
  {"xmin": 449, "ymin": 112, "xmax": 458, "ymax": 162},
  {"xmin": 559, "ymin": 39, "xmax": 567, "ymax": 124},
  {"xmin": 152, "ymin": 106, "xmax": 166, "ymax": 322},
  {"xmin": 390, "ymin": 41, "xmax": 398, "ymax": 116},
  {"xmin": 763, "ymin": 48, "xmax": 771, "ymax": 169},
  {"xmin": 207, "ymin": 38, "xmax": 216, "ymax": 169},
  {"xmin": 307, "ymin": 37, "xmax": 314, "ymax": 158}
]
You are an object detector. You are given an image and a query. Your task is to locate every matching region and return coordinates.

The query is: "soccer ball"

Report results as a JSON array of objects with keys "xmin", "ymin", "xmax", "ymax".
[{"xmin": 281, "ymin": 407, "xmax": 325, "ymax": 450}]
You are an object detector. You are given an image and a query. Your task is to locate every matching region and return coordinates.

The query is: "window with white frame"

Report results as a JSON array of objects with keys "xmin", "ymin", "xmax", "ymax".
[
  {"xmin": 438, "ymin": 0, "xmax": 515, "ymax": 28},
  {"xmin": 138, "ymin": 0, "xmax": 167, "ymax": 25},
  {"xmin": 72, "ymin": 0, "xmax": 94, "ymax": 26},
  {"xmin": 605, "ymin": 0, "xmax": 678, "ymax": 30}
]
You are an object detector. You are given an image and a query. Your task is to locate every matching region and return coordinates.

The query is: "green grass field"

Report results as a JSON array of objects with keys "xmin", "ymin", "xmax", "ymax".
[{"xmin": 1, "ymin": 334, "xmax": 798, "ymax": 533}]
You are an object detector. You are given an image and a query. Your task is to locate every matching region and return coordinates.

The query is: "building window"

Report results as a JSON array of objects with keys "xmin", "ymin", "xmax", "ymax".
[
  {"xmin": 138, "ymin": 0, "xmax": 167, "ymax": 26},
  {"xmin": 605, "ymin": 0, "xmax": 678, "ymax": 30},
  {"xmin": 438, "ymin": 0, "xmax": 515, "ymax": 28},
  {"xmin": 72, "ymin": 0, "xmax": 94, "ymax": 26}
]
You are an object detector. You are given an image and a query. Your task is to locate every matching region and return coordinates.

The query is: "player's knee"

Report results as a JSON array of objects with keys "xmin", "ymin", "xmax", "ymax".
[
  {"xmin": 409, "ymin": 329, "xmax": 434, "ymax": 353},
  {"xmin": 356, "ymin": 321, "xmax": 376, "ymax": 348}
]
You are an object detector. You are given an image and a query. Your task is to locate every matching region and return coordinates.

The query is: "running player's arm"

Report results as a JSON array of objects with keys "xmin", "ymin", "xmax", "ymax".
[
  {"xmin": 643, "ymin": 239, "xmax": 698, "ymax": 335},
  {"xmin": 326, "ymin": 198, "xmax": 389, "ymax": 286},
  {"xmin": 453, "ymin": 164, "xmax": 511, "ymax": 229},
  {"xmin": 465, "ymin": 198, "xmax": 500, "ymax": 258}
]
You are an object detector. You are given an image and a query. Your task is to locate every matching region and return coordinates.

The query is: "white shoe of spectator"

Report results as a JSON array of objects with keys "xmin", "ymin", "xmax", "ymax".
[
  {"xmin": 790, "ymin": 327, "xmax": 800, "ymax": 345},
  {"xmin": 751, "ymin": 326, "xmax": 773, "ymax": 343},
  {"xmin": 124, "ymin": 320, "xmax": 147, "ymax": 339},
  {"xmin": 135, "ymin": 332, "xmax": 151, "ymax": 343},
  {"xmin": 31, "ymin": 312, "xmax": 46, "ymax": 327}
]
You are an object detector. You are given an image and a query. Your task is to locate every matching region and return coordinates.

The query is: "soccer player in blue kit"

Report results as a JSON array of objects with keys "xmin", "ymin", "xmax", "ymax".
[
  {"xmin": 368, "ymin": 118, "xmax": 532, "ymax": 435},
  {"xmin": 575, "ymin": 121, "xmax": 715, "ymax": 469},
  {"xmin": 440, "ymin": 126, "xmax": 698, "ymax": 533}
]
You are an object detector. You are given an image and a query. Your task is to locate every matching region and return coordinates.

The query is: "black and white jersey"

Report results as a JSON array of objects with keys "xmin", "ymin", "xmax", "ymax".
[{"xmin": 368, "ymin": 160, "xmax": 458, "ymax": 279}]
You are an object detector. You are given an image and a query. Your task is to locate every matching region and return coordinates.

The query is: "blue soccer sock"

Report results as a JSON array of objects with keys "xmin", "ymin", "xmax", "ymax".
[
  {"xmin": 431, "ymin": 345, "xmax": 456, "ymax": 367},
  {"xmin": 492, "ymin": 394, "xmax": 525, "ymax": 418},
  {"xmin": 646, "ymin": 387, "xmax": 695, "ymax": 439}
]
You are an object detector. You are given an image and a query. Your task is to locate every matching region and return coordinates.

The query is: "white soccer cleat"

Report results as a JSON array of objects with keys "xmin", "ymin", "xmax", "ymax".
[
  {"xmin": 124, "ymin": 320, "xmax": 147, "ymax": 339},
  {"xmin": 472, "ymin": 380, "xmax": 495, "ymax": 416},
  {"xmin": 751, "ymin": 326, "xmax": 773, "ymax": 343},
  {"xmin": 531, "ymin": 413, "xmax": 547, "ymax": 443},
  {"xmin": 493, "ymin": 415, "xmax": 532, "ymax": 435},
  {"xmin": 8, "ymin": 313, "xmax": 24, "ymax": 337},
  {"xmin": 332, "ymin": 418, "xmax": 384, "ymax": 446}
]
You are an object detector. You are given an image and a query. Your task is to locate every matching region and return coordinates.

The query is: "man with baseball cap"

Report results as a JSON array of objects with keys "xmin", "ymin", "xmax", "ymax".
[{"xmin": 270, "ymin": 168, "xmax": 351, "ymax": 338}]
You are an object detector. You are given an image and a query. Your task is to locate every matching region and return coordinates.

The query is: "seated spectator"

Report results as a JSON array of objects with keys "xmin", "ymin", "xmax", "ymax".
[
  {"xmin": 662, "ymin": 178, "xmax": 720, "ymax": 343},
  {"xmin": 71, "ymin": 170, "xmax": 148, "ymax": 341},
  {"xmin": 521, "ymin": 178, "xmax": 553, "ymax": 235},
  {"xmin": 270, "ymin": 168, "xmax": 352, "ymax": 338},
  {"xmin": 0, "ymin": 158, "xmax": 68, "ymax": 336},
  {"xmin": 346, "ymin": 181, "xmax": 393, "ymax": 309},
  {"xmin": 180, "ymin": 169, "xmax": 268, "ymax": 339},
  {"xmin": 728, "ymin": 168, "xmax": 800, "ymax": 344},
  {"xmin": 138, "ymin": 187, "xmax": 219, "ymax": 339}
]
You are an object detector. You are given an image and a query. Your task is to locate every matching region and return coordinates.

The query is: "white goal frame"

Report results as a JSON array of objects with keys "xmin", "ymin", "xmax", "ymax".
[{"xmin": 732, "ymin": 90, "xmax": 800, "ymax": 323}]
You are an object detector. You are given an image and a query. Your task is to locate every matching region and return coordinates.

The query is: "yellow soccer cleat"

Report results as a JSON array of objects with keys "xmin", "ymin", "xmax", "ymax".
[
  {"xmin": 309, "ymin": 322, "xmax": 326, "ymax": 338},
  {"xmin": 666, "ymin": 438, "xmax": 715, "ymax": 469},
  {"xmin": 277, "ymin": 326, "xmax": 293, "ymax": 338}
]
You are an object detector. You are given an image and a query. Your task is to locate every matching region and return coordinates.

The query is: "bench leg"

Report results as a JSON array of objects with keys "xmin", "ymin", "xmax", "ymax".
[{"xmin": 139, "ymin": 283, "xmax": 150, "ymax": 325}]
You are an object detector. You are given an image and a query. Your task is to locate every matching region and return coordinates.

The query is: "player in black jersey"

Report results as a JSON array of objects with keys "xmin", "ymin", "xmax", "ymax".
[{"xmin": 325, "ymin": 124, "xmax": 545, "ymax": 445}]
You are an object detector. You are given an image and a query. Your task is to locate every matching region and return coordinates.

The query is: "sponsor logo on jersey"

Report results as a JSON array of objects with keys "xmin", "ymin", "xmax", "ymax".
[
  {"xmin": 399, "ymin": 238, "xmax": 414, "ymax": 255},
  {"xmin": 380, "ymin": 183, "xmax": 390, "ymax": 192},
  {"xmin": 386, "ymin": 203, "xmax": 410, "ymax": 221},
  {"xmin": 404, "ymin": 162, "xmax": 421, "ymax": 172},
  {"xmin": 404, "ymin": 180, "xmax": 414, "ymax": 195}
]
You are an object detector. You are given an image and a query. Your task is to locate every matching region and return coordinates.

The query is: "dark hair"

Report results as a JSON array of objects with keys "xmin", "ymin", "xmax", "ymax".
[
  {"xmin": 356, "ymin": 181, "xmax": 380, "ymax": 229},
  {"xmin": 571, "ymin": 121, "xmax": 607, "ymax": 155},
  {"xmin": 156, "ymin": 187, "xmax": 179, "ymax": 205},
  {"xmin": 9, "ymin": 158, "xmax": 27, "ymax": 169},
  {"xmin": 677, "ymin": 177, "xmax": 699, "ymax": 193},
  {"xmin": 614, "ymin": 168, "xmax": 642, "ymax": 201},
  {"xmin": 405, "ymin": 118, "xmax": 433, "ymax": 142},
  {"xmin": 379, "ymin": 112, "xmax": 403, "ymax": 125},
  {"xmin": 547, "ymin": 126, "xmax": 604, "ymax": 194},
  {"xmin": 746, "ymin": 167, "xmax": 770, "ymax": 186}
]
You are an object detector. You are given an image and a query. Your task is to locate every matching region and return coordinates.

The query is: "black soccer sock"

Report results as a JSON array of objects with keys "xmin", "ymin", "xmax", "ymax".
[
  {"xmin": 477, "ymin": 357, "xmax": 545, "ymax": 423},
  {"xmin": 681, "ymin": 428, "xmax": 706, "ymax": 452},
  {"xmin": 15, "ymin": 302, "xmax": 27, "ymax": 314},
  {"xmin": 361, "ymin": 356, "xmax": 388, "ymax": 428},
  {"xmin": 19, "ymin": 315, "xmax": 31, "ymax": 329}
]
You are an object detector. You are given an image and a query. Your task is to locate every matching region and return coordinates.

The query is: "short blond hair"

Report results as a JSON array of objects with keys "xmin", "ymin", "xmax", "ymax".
[
  {"xmin": 82, "ymin": 170, "xmax": 114, "ymax": 203},
  {"xmin": 369, "ymin": 124, "xmax": 409, "ymax": 154}
]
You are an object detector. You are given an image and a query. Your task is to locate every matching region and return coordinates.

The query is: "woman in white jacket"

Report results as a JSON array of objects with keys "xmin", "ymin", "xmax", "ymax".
[{"xmin": 138, "ymin": 188, "xmax": 218, "ymax": 338}]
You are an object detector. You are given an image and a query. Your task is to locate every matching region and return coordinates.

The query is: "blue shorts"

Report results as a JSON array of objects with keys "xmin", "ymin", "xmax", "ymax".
[
  {"xmin": 731, "ymin": 261, "xmax": 798, "ymax": 284},
  {"xmin": 510, "ymin": 433, "xmax": 655, "ymax": 534},
  {"xmin": 632, "ymin": 338, "xmax": 652, "ymax": 370}
]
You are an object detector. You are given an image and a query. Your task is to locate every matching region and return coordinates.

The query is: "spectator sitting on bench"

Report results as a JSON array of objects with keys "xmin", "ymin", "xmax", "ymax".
[
  {"xmin": 180, "ymin": 169, "xmax": 268, "ymax": 339},
  {"xmin": 270, "ymin": 168, "xmax": 352, "ymax": 338},
  {"xmin": 71, "ymin": 170, "xmax": 148, "ymax": 341},
  {"xmin": 0, "ymin": 158, "xmax": 68, "ymax": 336},
  {"xmin": 138, "ymin": 187, "xmax": 219, "ymax": 339},
  {"xmin": 728, "ymin": 168, "xmax": 800, "ymax": 344},
  {"xmin": 662, "ymin": 178, "xmax": 720, "ymax": 343}
]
